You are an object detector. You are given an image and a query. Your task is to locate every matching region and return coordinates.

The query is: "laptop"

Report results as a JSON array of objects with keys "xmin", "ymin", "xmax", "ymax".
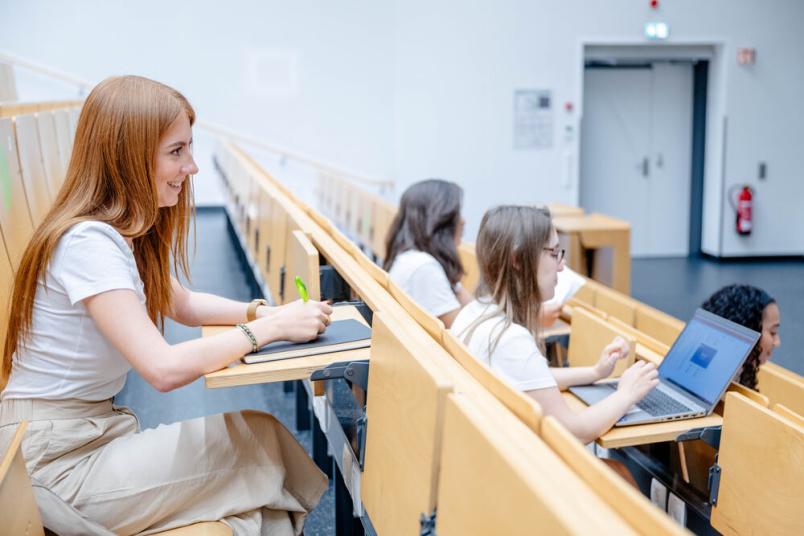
[{"xmin": 569, "ymin": 309, "xmax": 760, "ymax": 426}]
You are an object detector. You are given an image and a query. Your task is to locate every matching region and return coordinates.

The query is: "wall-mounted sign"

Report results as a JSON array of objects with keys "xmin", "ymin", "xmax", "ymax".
[{"xmin": 514, "ymin": 89, "xmax": 553, "ymax": 150}]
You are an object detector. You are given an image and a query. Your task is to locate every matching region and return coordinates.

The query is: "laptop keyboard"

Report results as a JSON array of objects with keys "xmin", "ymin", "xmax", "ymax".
[{"xmin": 636, "ymin": 388, "xmax": 693, "ymax": 416}]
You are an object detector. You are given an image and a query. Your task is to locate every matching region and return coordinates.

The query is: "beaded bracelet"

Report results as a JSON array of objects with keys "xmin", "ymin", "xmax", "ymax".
[{"xmin": 236, "ymin": 323, "xmax": 260, "ymax": 353}]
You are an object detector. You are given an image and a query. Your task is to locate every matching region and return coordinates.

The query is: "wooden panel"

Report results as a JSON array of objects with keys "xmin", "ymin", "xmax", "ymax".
[
  {"xmin": 726, "ymin": 381, "xmax": 769, "ymax": 407},
  {"xmin": 567, "ymin": 306, "xmax": 636, "ymax": 377},
  {"xmin": 607, "ymin": 316, "xmax": 670, "ymax": 357},
  {"xmin": 0, "ymin": 118, "xmax": 34, "ymax": 269},
  {"xmin": 255, "ymin": 190, "xmax": 272, "ymax": 285},
  {"xmin": 14, "ymin": 114, "xmax": 51, "ymax": 225},
  {"xmin": 286, "ymin": 230, "xmax": 320, "ymax": 302},
  {"xmin": 436, "ymin": 393, "xmax": 635, "ymax": 536},
  {"xmin": 370, "ymin": 198, "xmax": 396, "ymax": 262},
  {"xmin": 0, "ymin": 422, "xmax": 45, "ymax": 536},
  {"xmin": 442, "ymin": 330, "xmax": 542, "ymax": 433},
  {"xmin": 267, "ymin": 199, "xmax": 289, "ymax": 304},
  {"xmin": 594, "ymin": 285, "xmax": 637, "ymax": 326},
  {"xmin": 711, "ymin": 392, "xmax": 804, "ymax": 536},
  {"xmin": 387, "ymin": 279, "xmax": 445, "ymax": 344},
  {"xmin": 635, "ymin": 306, "xmax": 685, "ymax": 347},
  {"xmin": 763, "ymin": 362, "xmax": 802, "ymax": 382},
  {"xmin": 773, "ymin": 404, "xmax": 804, "ymax": 427},
  {"xmin": 545, "ymin": 202, "xmax": 584, "ymax": 218},
  {"xmin": 35, "ymin": 111, "xmax": 65, "ymax": 198},
  {"xmin": 52, "ymin": 108, "xmax": 73, "ymax": 170},
  {"xmin": 244, "ymin": 172, "xmax": 261, "ymax": 259},
  {"xmin": 572, "ymin": 281, "xmax": 596, "ymax": 306},
  {"xmin": 458, "ymin": 241, "xmax": 480, "ymax": 294},
  {"xmin": 757, "ymin": 364, "xmax": 804, "ymax": 416},
  {"xmin": 352, "ymin": 246, "xmax": 389, "ymax": 289},
  {"xmin": 0, "ymin": 232, "xmax": 13, "ymax": 387},
  {"xmin": 361, "ymin": 312, "xmax": 454, "ymax": 536},
  {"xmin": 541, "ymin": 416, "xmax": 688, "ymax": 535}
]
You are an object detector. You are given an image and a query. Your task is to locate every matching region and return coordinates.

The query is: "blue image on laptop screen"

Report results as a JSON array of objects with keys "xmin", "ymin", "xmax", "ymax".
[{"xmin": 658, "ymin": 311, "xmax": 758, "ymax": 405}]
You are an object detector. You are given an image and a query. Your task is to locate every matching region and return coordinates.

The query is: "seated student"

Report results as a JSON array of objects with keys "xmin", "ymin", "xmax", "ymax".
[
  {"xmin": 701, "ymin": 284, "xmax": 780, "ymax": 390},
  {"xmin": 384, "ymin": 179, "xmax": 472, "ymax": 327},
  {"xmin": 451, "ymin": 205, "xmax": 658, "ymax": 443},
  {"xmin": 0, "ymin": 76, "xmax": 332, "ymax": 535}
]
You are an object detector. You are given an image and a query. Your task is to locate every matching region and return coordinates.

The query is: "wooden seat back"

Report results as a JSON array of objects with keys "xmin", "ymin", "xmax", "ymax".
[
  {"xmin": 0, "ymin": 118, "xmax": 34, "ymax": 269},
  {"xmin": 711, "ymin": 392, "xmax": 804, "ymax": 535},
  {"xmin": 757, "ymin": 363, "xmax": 804, "ymax": 416},
  {"xmin": 567, "ymin": 306, "xmax": 636, "ymax": 377}
]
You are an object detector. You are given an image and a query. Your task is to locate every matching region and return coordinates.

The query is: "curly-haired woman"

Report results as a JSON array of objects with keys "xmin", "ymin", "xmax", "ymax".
[{"xmin": 701, "ymin": 284, "xmax": 780, "ymax": 390}]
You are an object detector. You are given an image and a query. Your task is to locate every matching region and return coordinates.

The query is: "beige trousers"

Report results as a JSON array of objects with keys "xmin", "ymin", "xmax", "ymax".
[{"xmin": 0, "ymin": 398, "xmax": 328, "ymax": 535}]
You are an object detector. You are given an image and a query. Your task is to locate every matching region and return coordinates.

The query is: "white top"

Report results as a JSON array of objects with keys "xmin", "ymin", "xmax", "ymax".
[
  {"xmin": 388, "ymin": 249, "xmax": 460, "ymax": 317},
  {"xmin": 450, "ymin": 299, "xmax": 557, "ymax": 392},
  {"xmin": 2, "ymin": 221, "xmax": 146, "ymax": 401},
  {"xmin": 544, "ymin": 267, "xmax": 587, "ymax": 306}
]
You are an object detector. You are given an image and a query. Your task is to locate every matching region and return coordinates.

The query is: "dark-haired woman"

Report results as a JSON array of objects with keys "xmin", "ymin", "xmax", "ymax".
[
  {"xmin": 701, "ymin": 284, "xmax": 781, "ymax": 390},
  {"xmin": 384, "ymin": 179, "xmax": 472, "ymax": 327}
]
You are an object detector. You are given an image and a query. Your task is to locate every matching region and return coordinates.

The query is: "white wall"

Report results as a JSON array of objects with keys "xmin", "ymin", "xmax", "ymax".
[
  {"xmin": 3, "ymin": 0, "xmax": 803, "ymax": 256},
  {"xmin": 392, "ymin": 0, "xmax": 804, "ymax": 254},
  {"xmin": 0, "ymin": 0, "xmax": 395, "ymax": 206}
]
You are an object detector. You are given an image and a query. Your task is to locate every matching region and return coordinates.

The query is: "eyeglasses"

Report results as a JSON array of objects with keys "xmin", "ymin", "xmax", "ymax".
[{"xmin": 543, "ymin": 246, "xmax": 566, "ymax": 263}]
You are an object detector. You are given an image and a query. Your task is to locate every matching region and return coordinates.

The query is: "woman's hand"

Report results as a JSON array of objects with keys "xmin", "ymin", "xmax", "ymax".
[
  {"xmin": 540, "ymin": 302, "xmax": 562, "ymax": 327},
  {"xmin": 593, "ymin": 336, "xmax": 630, "ymax": 380},
  {"xmin": 267, "ymin": 299, "xmax": 333, "ymax": 343},
  {"xmin": 616, "ymin": 360, "xmax": 659, "ymax": 405}
]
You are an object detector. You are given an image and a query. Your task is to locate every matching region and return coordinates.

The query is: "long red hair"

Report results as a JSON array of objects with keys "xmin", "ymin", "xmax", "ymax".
[{"xmin": 2, "ymin": 75, "xmax": 196, "ymax": 388}]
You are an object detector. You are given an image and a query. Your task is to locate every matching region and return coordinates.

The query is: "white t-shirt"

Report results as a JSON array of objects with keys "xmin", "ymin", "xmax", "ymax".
[
  {"xmin": 450, "ymin": 299, "xmax": 557, "ymax": 392},
  {"xmin": 2, "ymin": 221, "xmax": 146, "ymax": 401},
  {"xmin": 388, "ymin": 250, "xmax": 460, "ymax": 317}
]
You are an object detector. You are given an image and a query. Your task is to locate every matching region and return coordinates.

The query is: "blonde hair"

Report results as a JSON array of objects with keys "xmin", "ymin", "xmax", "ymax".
[
  {"xmin": 459, "ymin": 205, "xmax": 552, "ymax": 355},
  {"xmin": 2, "ymin": 75, "xmax": 196, "ymax": 387}
]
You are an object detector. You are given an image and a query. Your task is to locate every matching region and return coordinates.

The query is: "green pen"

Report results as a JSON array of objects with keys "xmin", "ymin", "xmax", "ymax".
[{"xmin": 295, "ymin": 276, "xmax": 309, "ymax": 303}]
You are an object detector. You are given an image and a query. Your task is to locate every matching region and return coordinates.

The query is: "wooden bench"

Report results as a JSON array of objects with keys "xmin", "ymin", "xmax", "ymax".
[
  {"xmin": 567, "ymin": 305, "xmax": 636, "ymax": 376},
  {"xmin": 435, "ymin": 392, "xmax": 638, "ymax": 535},
  {"xmin": 757, "ymin": 363, "xmax": 804, "ymax": 416},
  {"xmin": 710, "ymin": 392, "xmax": 804, "ymax": 535}
]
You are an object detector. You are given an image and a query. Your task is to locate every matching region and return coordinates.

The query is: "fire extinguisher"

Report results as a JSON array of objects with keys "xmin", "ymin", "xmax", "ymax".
[{"xmin": 728, "ymin": 185, "xmax": 754, "ymax": 236}]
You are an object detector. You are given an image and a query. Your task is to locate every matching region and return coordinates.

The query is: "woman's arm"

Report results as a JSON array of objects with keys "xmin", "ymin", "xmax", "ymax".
[
  {"xmin": 168, "ymin": 277, "xmax": 276, "ymax": 326},
  {"xmin": 84, "ymin": 289, "xmax": 331, "ymax": 392},
  {"xmin": 528, "ymin": 360, "xmax": 658, "ymax": 443},
  {"xmin": 549, "ymin": 336, "xmax": 630, "ymax": 390}
]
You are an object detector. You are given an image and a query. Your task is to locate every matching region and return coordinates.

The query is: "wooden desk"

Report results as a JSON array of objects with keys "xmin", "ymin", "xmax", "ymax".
[
  {"xmin": 562, "ymin": 391, "xmax": 722, "ymax": 449},
  {"xmin": 553, "ymin": 213, "xmax": 631, "ymax": 294},
  {"xmin": 203, "ymin": 306, "xmax": 370, "ymax": 388}
]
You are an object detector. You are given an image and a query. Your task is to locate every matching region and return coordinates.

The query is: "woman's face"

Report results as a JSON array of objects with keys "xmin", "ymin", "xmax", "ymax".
[
  {"xmin": 537, "ymin": 229, "xmax": 565, "ymax": 301},
  {"xmin": 154, "ymin": 113, "xmax": 198, "ymax": 208},
  {"xmin": 758, "ymin": 302, "xmax": 781, "ymax": 365}
]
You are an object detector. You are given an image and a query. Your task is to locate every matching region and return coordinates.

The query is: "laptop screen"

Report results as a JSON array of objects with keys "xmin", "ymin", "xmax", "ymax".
[{"xmin": 658, "ymin": 309, "xmax": 760, "ymax": 406}]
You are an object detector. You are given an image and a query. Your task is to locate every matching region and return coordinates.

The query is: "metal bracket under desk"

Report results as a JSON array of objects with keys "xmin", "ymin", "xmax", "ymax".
[
  {"xmin": 675, "ymin": 425, "xmax": 722, "ymax": 450},
  {"xmin": 304, "ymin": 363, "xmax": 376, "ymax": 536}
]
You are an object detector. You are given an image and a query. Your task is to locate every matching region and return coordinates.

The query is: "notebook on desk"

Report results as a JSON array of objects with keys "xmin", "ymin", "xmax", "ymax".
[
  {"xmin": 569, "ymin": 309, "xmax": 760, "ymax": 426},
  {"xmin": 242, "ymin": 318, "xmax": 372, "ymax": 364}
]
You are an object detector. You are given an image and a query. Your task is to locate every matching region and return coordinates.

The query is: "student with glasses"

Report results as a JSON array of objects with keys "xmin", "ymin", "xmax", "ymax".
[{"xmin": 451, "ymin": 205, "xmax": 658, "ymax": 443}]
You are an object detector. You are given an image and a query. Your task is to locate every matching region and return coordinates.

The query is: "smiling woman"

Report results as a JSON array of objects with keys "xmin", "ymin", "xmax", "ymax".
[
  {"xmin": 0, "ymin": 75, "xmax": 331, "ymax": 535},
  {"xmin": 155, "ymin": 113, "xmax": 198, "ymax": 208}
]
